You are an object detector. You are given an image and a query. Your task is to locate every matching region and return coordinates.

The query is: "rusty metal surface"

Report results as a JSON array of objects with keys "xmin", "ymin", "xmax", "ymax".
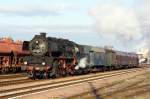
[{"xmin": 0, "ymin": 38, "xmax": 29, "ymax": 54}]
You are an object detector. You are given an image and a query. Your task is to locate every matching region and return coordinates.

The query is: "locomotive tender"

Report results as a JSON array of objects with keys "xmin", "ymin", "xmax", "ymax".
[{"xmin": 23, "ymin": 33, "xmax": 139, "ymax": 79}]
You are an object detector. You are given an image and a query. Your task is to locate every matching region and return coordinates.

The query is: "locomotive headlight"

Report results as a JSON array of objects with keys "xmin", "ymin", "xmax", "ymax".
[
  {"xmin": 24, "ymin": 61, "xmax": 27, "ymax": 65},
  {"xmin": 42, "ymin": 62, "xmax": 46, "ymax": 65},
  {"xmin": 36, "ymin": 40, "xmax": 39, "ymax": 44}
]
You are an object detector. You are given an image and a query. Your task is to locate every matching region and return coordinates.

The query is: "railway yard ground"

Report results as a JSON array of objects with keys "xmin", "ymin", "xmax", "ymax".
[{"xmin": 0, "ymin": 65, "xmax": 150, "ymax": 99}]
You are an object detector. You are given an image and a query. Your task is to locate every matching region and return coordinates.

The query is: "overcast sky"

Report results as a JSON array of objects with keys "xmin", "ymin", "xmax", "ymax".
[{"xmin": 0, "ymin": 0, "xmax": 149, "ymax": 53}]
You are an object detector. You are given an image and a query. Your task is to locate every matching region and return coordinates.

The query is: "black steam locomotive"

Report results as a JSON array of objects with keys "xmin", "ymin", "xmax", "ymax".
[
  {"xmin": 23, "ymin": 33, "xmax": 139, "ymax": 79},
  {"xmin": 23, "ymin": 33, "xmax": 82, "ymax": 79}
]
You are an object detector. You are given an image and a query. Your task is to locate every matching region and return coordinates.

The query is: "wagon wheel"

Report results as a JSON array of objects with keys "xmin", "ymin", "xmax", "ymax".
[
  {"xmin": 70, "ymin": 65, "xmax": 75, "ymax": 75},
  {"xmin": 61, "ymin": 70, "xmax": 67, "ymax": 77},
  {"xmin": 1, "ymin": 68, "xmax": 5, "ymax": 74},
  {"xmin": 44, "ymin": 71, "xmax": 49, "ymax": 79},
  {"xmin": 59, "ymin": 62, "xmax": 67, "ymax": 77},
  {"xmin": 51, "ymin": 60, "xmax": 61, "ymax": 78},
  {"xmin": 32, "ymin": 69, "xmax": 36, "ymax": 80},
  {"xmin": 12, "ymin": 67, "xmax": 16, "ymax": 73},
  {"xmin": 102, "ymin": 66, "xmax": 106, "ymax": 72},
  {"xmin": 5, "ymin": 67, "xmax": 9, "ymax": 73}
]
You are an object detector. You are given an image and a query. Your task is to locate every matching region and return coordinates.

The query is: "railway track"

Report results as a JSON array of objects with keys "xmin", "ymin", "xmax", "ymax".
[
  {"xmin": 0, "ymin": 67, "xmax": 145, "ymax": 99},
  {"xmin": 0, "ymin": 65, "xmax": 147, "ymax": 83},
  {"xmin": 67, "ymin": 71, "xmax": 147, "ymax": 99},
  {"xmin": 125, "ymin": 83, "xmax": 150, "ymax": 98},
  {"xmin": 102, "ymin": 81, "xmax": 150, "ymax": 98},
  {"xmin": 0, "ymin": 78, "xmax": 33, "ymax": 87},
  {"xmin": 69, "ymin": 83, "xmax": 150, "ymax": 99},
  {"xmin": 0, "ymin": 68, "xmax": 143, "ymax": 87},
  {"xmin": 101, "ymin": 77, "xmax": 146, "ymax": 98},
  {"xmin": 102, "ymin": 73, "xmax": 150, "ymax": 98},
  {"xmin": 0, "ymin": 73, "xmax": 29, "ymax": 87},
  {"xmin": 0, "ymin": 68, "xmax": 142, "ymax": 87},
  {"xmin": 69, "ymin": 69, "xmax": 150, "ymax": 99},
  {"xmin": 0, "ymin": 73, "xmax": 26, "ymax": 79}
]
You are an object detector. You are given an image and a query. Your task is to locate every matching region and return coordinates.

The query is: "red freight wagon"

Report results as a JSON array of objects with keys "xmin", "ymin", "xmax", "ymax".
[{"xmin": 0, "ymin": 37, "xmax": 29, "ymax": 73}]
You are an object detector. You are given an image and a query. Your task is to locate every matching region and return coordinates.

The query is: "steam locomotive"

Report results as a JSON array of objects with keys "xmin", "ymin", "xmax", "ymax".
[{"xmin": 23, "ymin": 33, "xmax": 139, "ymax": 79}]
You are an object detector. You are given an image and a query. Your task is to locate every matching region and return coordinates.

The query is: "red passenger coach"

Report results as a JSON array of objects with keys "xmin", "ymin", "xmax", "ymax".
[
  {"xmin": 0, "ymin": 37, "xmax": 29, "ymax": 73},
  {"xmin": 115, "ymin": 51, "xmax": 139, "ymax": 68}
]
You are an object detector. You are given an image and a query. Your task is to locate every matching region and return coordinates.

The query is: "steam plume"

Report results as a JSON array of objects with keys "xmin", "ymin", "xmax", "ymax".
[
  {"xmin": 90, "ymin": 0, "xmax": 150, "ymax": 61},
  {"xmin": 75, "ymin": 57, "xmax": 88, "ymax": 70}
]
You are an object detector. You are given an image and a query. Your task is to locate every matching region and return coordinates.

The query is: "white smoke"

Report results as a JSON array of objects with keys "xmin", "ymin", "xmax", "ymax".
[
  {"xmin": 135, "ymin": 0, "xmax": 150, "ymax": 62},
  {"xmin": 90, "ymin": 0, "xmax": 150, "ymax": 60},
  {"xmin": 90, "ymin": 3, "xmax": 142, "ymax": 44},
  {"xmin": 75, "ymin": 57, "xmax": 88, "ymax": 70},
  {"xmin": 137, "ymin": 42, "xmax": 150, "ymax": 63}
]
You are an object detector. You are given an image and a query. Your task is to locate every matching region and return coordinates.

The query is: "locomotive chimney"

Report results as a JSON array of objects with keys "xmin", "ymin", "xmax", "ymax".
[{"xmin": 40, "ymin": 32, "xmax": 46, "ymax": 37}]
